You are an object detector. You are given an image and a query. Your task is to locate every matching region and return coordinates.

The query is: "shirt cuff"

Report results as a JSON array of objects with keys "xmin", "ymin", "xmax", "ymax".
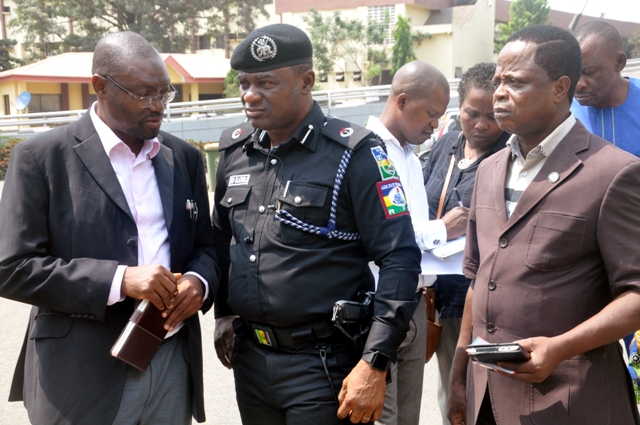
[
  {"xmin": 414, "ymin": 219, "xmax": 448, "ymax": 250},
  {"xmin": 185, "ymin": 271, "xmax": 209, "ymax": 300},
  {"xmin": 108, "ymin": 265, "xmax": 127, "ymax": 306}
]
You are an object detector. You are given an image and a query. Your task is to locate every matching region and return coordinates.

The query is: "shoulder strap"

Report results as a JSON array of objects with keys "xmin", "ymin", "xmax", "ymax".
[
  {"xmin": 219, "ymin": 121, "xmax": 255, "ymax": 150},
  {"xmin": 436, "ymin": 133, "xmax": 464, "ymax": 220},
  {"xmin": 321, "ymin": 117, "xmax": 373, "ymax": 150}
]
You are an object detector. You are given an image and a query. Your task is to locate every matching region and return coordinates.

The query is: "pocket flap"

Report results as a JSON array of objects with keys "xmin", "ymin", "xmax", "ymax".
[
  {"xmin": 277, "ymin": 183, "xmax": 328, "ymax": 208},
  {"xmin": 220, "ymin": 187, "xmax": 251, "ymax": 208},
  {"xmin": 30, "ymin": 313, "xmax": 73, "ymax": 339}
]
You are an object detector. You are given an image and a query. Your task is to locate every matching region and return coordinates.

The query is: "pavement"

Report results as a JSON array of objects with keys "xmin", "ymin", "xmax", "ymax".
[{"xmin": 0, "ymin": 179, "xmax": 444, "ymax": 425}]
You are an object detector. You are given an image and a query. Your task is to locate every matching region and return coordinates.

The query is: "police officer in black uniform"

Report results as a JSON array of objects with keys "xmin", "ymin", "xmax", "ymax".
[{"xmin": 212, "ymin": 23, "xmax": 422, "ymax": 425}]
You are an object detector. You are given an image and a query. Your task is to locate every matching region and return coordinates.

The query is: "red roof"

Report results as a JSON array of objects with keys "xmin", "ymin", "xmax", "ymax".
[{"xmin": 0, "ymin": 52, "xmax": 230, "ymax": 84}]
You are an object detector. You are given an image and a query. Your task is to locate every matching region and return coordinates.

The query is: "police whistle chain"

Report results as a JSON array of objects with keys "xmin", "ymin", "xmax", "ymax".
[{"xmin": 275, "ymin": 148, "xmax": 360, "ymax": 241}]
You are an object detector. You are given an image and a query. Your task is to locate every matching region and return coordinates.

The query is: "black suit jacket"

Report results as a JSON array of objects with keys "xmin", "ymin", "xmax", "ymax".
[{"xmin": 0, "ymin": 112, "xmax": 218, "ymax": 424}]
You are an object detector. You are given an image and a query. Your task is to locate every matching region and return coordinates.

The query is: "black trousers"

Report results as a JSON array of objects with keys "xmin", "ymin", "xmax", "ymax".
[
  {"xmin": 477, "ymin": 388, "xmax": 497, "ymax": 425},
  {"xmin": 231, "ymin": 333, "xmax": 359, "ymax": 425}
]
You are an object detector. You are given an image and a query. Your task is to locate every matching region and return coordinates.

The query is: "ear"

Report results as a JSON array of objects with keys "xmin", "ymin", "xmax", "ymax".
[
  {"xmin": 614, "ymin": 51, "xmax": 627, "ymax": 73},
  {"xmin": 92, "ymin": 74, "xmax": 107, "ymax": 97},
  {"xmin": 396, "ymin": 93, "xmax": 408, "ymax": 110},
  {"xmin": 300, "ymin": 69, "xmax": 316, "ymax": 94},
  {"xmin": 552, "ymin": 76, "xmax": 571, "ymax": 105}
]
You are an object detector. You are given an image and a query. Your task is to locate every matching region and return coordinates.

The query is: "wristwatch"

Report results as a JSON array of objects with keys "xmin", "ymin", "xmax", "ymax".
[{"xmin": 362, "ymin": 351, "xmax": 392, "ymax": 372}]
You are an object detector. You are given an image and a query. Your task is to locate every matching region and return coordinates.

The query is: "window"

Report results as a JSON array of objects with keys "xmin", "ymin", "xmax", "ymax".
[
  {"xmin": 29, "ymin": 94, "xmax": 61, "ymax": 113},
  {"xmin": 197, "ymin": 36, "xmax": 211, "ymax": 50},
  {"xmin": 3, "ymin": 6, "xmax": 11, "ymax": 13},
  {"xmin": 368, "ymin": 5, "xmax": 396, "ymax": 44},
  {"xmin": 3, "ymin": 95, "xmax": 10, "ymax": 115}
]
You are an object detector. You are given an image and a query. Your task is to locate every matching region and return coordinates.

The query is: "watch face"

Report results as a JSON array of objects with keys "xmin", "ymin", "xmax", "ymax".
[{"xmin": 369, "ymin": 351, "xmax": 391, "ymax": 372}]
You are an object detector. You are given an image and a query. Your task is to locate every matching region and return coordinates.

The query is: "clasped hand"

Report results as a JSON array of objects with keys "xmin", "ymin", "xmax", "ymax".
[{"xmin": 122, "ymin": 264, "xmax": 204, "ymax": 332}]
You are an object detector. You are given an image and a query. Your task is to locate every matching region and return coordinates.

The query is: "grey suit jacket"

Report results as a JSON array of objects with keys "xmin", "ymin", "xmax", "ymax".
[
  {"xmin": 463, "ymin": 121, "xmax": 640, "ymax": 425},
  {"xmin": 0, "ymin": 112, "xmax": 218, "ymax": 425}
]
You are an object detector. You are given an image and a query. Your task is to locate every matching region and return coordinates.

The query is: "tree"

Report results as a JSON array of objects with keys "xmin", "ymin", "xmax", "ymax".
[
  {"xmin": 9, "ymin": 0, "xmax": 269, "ymax": 56},
  {"xmin": 630, "ymin": 27, "xmax": 640, "ymax": 59},
  {"xmin": 56, "ymin": 0, "xmax": 212, "ymax": 53},
  {"xmin": 223, "ymin": 68, "xmax": 239, "ymax": 98},
  {"xmin": 303, "ymin": 8, "xmax": 390, "ymax": 86},
  {"xmin": 391, "ymin": 15, "xmax": 431, "ymax": 75},
  {"xmin": 0, "ymin": 39, "xmax": 24, "ymax": 71},
  {"xmin": 8, "ymin": 0, "xmax": 67, "ymax": 59},
  {"xmin": 495, "ymin": 0, "xmax": 550, "ymax": 51},
  {"xmin": 207, "ymin": 0, "xmax": 270, "ymax": 58}
]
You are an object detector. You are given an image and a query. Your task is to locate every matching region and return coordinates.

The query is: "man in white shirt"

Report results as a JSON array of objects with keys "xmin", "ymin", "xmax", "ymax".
[
  {"xmin": 0, "ymin": 31, "xmax": 218, "ymax": 425},
  {"xmin": 366, "ymin": 60, "xmax": 468, "ymax": 425}
]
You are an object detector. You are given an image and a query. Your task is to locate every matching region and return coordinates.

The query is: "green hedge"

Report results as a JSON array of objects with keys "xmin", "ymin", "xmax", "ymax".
[{"xmin": 0, "ymin": 138, "xmax": 25, "ymax": 181}]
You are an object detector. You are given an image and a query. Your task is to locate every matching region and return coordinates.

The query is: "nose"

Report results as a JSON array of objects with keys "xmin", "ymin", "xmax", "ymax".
[
  {"xmin": 242, "ymin": 85, "xmax": 262, "ymax": 104},
  {"xmin": 493, "ymin": 83, "xmax": 507, "ymax": 102},
  {"xmin": 148, "ymin": 96, "xmax": 165, "ymax": 112},
  {"xmin": 475, "ymin": 115, "xmax": 490, "ymax": 131},
  {"xmin": 575, "ymin": 75, "xmax": 587, "ymax": 93}
]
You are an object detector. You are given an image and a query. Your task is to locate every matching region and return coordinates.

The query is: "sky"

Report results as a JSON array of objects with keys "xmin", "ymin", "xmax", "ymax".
[{"xmin": 545, "ymin": 0, "xmax": 640, "ymax": 24}]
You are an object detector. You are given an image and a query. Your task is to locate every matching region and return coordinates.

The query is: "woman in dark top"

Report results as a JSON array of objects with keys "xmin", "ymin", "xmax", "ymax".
[{"xmin": 422, "ymin": 62, "xmax": 510, "ymax": 424}]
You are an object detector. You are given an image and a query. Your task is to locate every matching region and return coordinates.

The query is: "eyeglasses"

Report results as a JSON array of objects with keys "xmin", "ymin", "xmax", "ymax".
[{"xmin": 101, "ymin": 75, "xmax": 177, "ymax": 108}]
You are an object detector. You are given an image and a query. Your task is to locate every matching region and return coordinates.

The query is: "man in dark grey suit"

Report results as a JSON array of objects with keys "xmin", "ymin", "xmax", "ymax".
[{"xmin": 0, "ymin": 32, "xmax": 218, "ymax": 425}]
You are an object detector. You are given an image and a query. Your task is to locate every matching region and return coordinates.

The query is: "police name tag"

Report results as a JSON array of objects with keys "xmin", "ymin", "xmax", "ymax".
[
  {"xmin": 376, "ymin": 179, "xmax": 410, "ymax": 219},
  {"xmin": 229, "ymin": 175, "xmax": 250, "ymax": 186}
]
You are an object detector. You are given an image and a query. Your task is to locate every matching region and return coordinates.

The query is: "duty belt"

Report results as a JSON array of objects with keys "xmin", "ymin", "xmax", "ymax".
[{"xmin": 243, "ymin": 320, "xmax": 334, "ymax": 350}]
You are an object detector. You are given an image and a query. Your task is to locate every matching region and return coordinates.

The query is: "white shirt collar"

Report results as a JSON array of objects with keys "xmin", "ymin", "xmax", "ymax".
[
  {"xmin": 507, "ymin": 113, "xmax": 576, "ymax": 160},
  {"xmin": 89, "ymin": 102, "xmax": 161, "ymax": 160},
  {"xmin": 365, "ymin": 116, "xmax": 415, "ymax": 155}
]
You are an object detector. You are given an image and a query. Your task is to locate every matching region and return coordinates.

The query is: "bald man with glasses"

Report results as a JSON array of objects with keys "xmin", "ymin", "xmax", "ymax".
[{"xmin": 0, "ymin": 31, "xmax": 218, "ymax": 425}]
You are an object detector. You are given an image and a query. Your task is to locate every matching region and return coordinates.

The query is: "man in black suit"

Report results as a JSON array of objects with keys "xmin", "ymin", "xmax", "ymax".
[{"xmin": 0, "ymin": 31, "xmax": 218, "ymax": 425}]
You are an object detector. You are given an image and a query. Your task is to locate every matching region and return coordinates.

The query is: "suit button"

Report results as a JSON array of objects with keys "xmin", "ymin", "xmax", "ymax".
[
  {"xmin": 258, "ymin": 206, "xmax": 266, "ymax": 213},
  {"xmin": 270, "ymin": 158, "xmax": 278, "ymax": 165},
  {"xmin": 127, "ymin": 238, "xmax": 137, "ymax": 248},
  {"xmin": 488, "ymin": 280, "xmax": 496, "ymax": 291},
  {"xmin": 487, "ymin": 323, "xmax": 496, "ymax": 333},
  {"xmin": 249, "ymin": 255, "xmax": 256, "ymax": 262},
  {"xmin": 499, "ymin": 238, "xmax": 508, "ymax": 248}
]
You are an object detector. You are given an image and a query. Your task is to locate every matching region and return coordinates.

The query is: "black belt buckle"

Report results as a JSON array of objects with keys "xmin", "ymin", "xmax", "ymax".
[{"xmin": 250, "ymin": 324, "xmax": 279, "ymax": 349}]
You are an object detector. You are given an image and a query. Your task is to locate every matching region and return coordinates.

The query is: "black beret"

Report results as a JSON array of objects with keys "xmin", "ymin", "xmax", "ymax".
[{"xmin": 230, "ymin": 23, "xmax": 313, "ymax": 73}]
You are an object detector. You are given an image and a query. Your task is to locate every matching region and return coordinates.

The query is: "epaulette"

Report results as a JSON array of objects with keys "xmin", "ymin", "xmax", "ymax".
[
  {"xmin": 219, "ymin": 121, "xmax": 256, "ymax": 150},
  {"xmin": 321, "ymin": 117, "xmax": 375, "ymax": 150}
]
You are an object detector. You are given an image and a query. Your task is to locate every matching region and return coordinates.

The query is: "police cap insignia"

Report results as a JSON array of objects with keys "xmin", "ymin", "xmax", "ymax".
[
  {"xmin": 231, "ymin": 23, "xmax": 313, "ymax": 73},
  {"xmin": 251, "ymin": 36, "xmax": 277, "ymax": 62}
]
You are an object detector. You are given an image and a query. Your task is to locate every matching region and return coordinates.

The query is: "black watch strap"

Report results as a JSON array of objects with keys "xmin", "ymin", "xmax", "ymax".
[{"xmin": 362, "ymin": 351, "xmax": 392, "ymax": 372}]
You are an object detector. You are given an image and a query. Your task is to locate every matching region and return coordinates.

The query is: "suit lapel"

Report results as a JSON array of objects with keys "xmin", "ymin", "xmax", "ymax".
[
  {"xmin": 491, "ymin": 149, "xmax": 511, "ymax": 227},
  {"xmin": 152, "ymin": 135, "xmax": 174, "ymax": 232},
  {"xmin": 503, "ymin": 125, "xmax": 587, "ymax": 233},
  {"xmin": 72, "ymin": 114, "xmax": 134, "ymax": 222}
]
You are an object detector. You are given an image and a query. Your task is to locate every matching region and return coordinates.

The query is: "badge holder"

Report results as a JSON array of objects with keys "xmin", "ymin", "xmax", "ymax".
[{"xmin": 250, "ymin": 324, "xmax": 279, "ymax": 349}]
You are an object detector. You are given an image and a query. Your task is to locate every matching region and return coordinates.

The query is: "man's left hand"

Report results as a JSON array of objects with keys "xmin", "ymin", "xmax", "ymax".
[
  {"xmin": 162, "ymin": 274, "xmax": 204, "ymax": 331},
  {"xmin": 337, "ymin": 359, "xmax": 386, "ymax": 423},
  {"xmin": 496, "ymin": 336, "xmax": 565, "ymax": 384}
]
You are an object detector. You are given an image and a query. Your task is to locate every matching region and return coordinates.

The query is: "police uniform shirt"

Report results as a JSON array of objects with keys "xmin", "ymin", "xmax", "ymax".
[{"xmin": 212, "ymin": 102, "xmax": 422, "ymax": 359}]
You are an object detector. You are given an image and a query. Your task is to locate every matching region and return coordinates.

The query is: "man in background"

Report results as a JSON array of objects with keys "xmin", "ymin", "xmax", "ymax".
[
  {"xmin": 571, "ymin": 20, "xmax": 640, "ymax": 157},
  {"xmin": 365, "ymin": 60, "xmax": 467, "ymax": 425}
]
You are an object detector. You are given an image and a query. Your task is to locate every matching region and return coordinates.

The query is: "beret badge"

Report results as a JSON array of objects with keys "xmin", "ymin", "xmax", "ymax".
[{"xmin": 251, "ymin": 35, "xmax": 278, "ymax": 62}]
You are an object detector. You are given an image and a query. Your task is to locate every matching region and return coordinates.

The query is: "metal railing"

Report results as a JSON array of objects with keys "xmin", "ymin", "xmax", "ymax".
[{"xmin": 0, "ymin": 78, "xmax": 462, "ymax": 135}]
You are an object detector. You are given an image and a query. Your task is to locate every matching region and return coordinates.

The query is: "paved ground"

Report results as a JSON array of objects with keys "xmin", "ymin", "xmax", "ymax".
[{"xmin": 0, "ymin": 180, "xmax": 444, "ymax": 424}]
